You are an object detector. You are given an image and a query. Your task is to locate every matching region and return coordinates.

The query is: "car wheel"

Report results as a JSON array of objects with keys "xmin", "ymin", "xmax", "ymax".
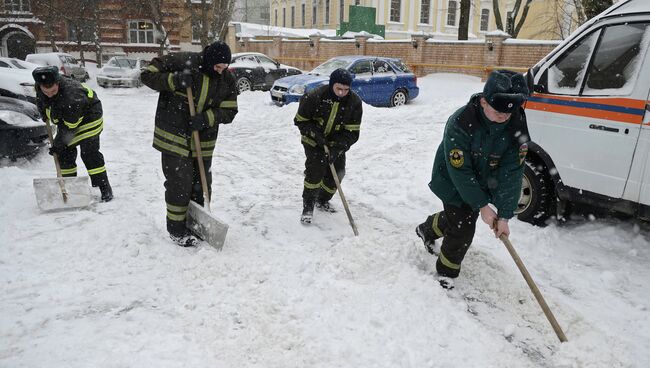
[
  {"xmin": 236, "ymin": 77, "xmax": 252, "ymax": 93},
  {"xmin": 390, "ymin": 89, "xmax": 408, "ymax": 107},
  {"xmin": 516, "ymin": 161, "xmax": 556, "ymax": 226}
]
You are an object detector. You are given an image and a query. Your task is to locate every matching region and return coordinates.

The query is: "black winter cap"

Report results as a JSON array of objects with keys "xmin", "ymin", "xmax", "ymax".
[
  {"xmin": 329, "ymin": 68, "xmax": 353, "ymax": 87},
  {"xmin": 482, "ymin": 70, "xmax": 529, "ymax": 113},
  {"xmin": 32, "ymin": 66, "xmax": 61, "ymax": 86},
  {"xmin": 201, "ymin": 41, "xmax": 232, "ymax": 72}
]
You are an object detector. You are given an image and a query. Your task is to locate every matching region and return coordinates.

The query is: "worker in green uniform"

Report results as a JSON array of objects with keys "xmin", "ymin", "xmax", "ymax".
[{"xmin": 415, "ymin": 70, "xmax": 530, "ymax": 289}]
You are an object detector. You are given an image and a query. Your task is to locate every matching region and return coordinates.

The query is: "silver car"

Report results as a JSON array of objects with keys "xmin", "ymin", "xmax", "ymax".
[
  {"xmin": 25, "ymin": 52, "xmax": 89, "ymax": 81},
  {"xmin": 96, "ymin": 57, "xmax": 149, "ymax": 88}
]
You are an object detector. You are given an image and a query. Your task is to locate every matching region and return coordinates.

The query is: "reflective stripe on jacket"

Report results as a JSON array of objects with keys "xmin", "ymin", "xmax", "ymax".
[
  {"xmin": 140, "ymin": 52, "xmax": 238, "ymax": 158},
  {"xmin": 36, "ymin": 77, "xmax": 103, "ymax": 147}
]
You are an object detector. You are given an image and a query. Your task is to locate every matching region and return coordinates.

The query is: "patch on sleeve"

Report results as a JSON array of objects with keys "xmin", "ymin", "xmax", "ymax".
[
  {"xmin": 518, "ymin": 143, "xmax": 528, "ymax": 165},
  {"xmin": 449, "ymin": 149, "xmax": 464, "ymax": 168}
]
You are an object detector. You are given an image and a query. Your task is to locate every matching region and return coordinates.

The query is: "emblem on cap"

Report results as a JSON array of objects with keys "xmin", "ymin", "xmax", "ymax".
[{"xmin": 449, "ymin": 149, "xmax": 464, "ymax": 168}]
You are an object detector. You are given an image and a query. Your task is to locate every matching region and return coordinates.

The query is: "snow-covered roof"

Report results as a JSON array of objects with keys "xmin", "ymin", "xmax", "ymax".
[{"xmin": 231, "ymin": 21, "xmax": 336, "ymax": 38}]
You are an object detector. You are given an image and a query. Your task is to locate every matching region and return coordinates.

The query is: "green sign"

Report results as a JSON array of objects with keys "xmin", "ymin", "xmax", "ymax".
[{"xmin": 338, "ymin": 6, "xmax": 385, "ymax": 38}]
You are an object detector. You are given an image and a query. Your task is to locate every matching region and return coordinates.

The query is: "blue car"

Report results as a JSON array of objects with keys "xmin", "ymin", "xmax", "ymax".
[{"xmin": 270, "ymin": 56, "xmax": 419, "ymax": 107}]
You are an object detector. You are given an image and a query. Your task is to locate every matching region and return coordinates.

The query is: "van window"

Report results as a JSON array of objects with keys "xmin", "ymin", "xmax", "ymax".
[
  {"xmin": 583, "ymin": 22, "xmax": 650, "ymax": 95},
  {"xmin": 548, "ymin": 31, "xmax": 600, "ymax": 94}
]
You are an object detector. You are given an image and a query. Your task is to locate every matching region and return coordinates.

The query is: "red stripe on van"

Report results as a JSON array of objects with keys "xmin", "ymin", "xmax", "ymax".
[{"xmin": 525, "ymin": 93, "xmax": 645, "ymax": 124}]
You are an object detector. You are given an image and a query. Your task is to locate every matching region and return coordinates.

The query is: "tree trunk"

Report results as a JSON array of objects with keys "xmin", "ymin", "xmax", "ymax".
[
  {"xmin": 93, "ymin": 2, "xmax": 102, "ymax": 67},
  {"xmin": 458, "ymin": 0, "xmax": 471, "ymax": 40},
  {"xmin": 512, "ymin": 0, "xmax": 533, "ymax": 38},
  {"xmin": 493, "ymin": 0, "xmax": 504, "ymax": 31}
]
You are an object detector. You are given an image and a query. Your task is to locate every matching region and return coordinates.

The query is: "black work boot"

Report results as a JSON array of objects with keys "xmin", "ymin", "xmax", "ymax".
[
  {"xmin": 169, "ymin": 232, "xmax": 199, "ymax": 247},
  {"xmin": 99, "ymin": 182, "xmax": 113, "ymax": 202},
  {"xmin": 415, "ymin": 223, "xmax": 439, "ymax": 256},
  {"xmin": 315, "ymin": 200, "xmax": 337, "ymax": 213},
  {"xmin": 300, "ymin": 198, "xmax": 315, "ymax": 224}
]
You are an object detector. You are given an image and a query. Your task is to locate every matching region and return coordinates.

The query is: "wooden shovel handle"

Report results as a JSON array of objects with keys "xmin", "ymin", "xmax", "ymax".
[
  {"xmin": 187, "ymin": 87, "xmax": 211, "ymax": 213},
  {"xmin": 499, "ymin": 234, "xmax": 567, "ymax": 342},
  {"xmin": 44, "ymin": 118, "xmax": 68, "ymax": 202},
  {"xmin": 324, "ymin": 145, "xmax": 358, "ymax": 236}
]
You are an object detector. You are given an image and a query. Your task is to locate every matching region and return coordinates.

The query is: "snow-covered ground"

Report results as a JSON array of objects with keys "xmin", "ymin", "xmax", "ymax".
[{"xmin": 1, "ymin": 74, "xmax": 649, "ymax": 367}]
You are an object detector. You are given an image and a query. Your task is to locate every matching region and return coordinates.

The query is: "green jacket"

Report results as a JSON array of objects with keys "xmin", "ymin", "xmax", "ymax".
[
  {"xmin": 140, "ymin": 52, "xmax": 238, "ymax": 158},
  {"xmin": 429, "ymin": 94, "xmax": 529, "ymax": 219},
  {"xmin": 293, "ymin": 85, "xmax": 362, "ymax": 151},
  {"xmin": 36, "ymin": 76, "xmax": 103, "ymax": 148}
]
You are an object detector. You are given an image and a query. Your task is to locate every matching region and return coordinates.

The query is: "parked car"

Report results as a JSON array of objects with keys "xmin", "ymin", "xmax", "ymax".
[
  {"xmin": 25, "ymin": 52, "xmax": 89, "ymax": 81},
  {"xmin": 0, "ymin": 68, "xmax": 37, "ymax": 104},
  {"xmin": 516, "ymin": 0, "xmax": 650, "ymax": 224},
  {"xmin": 96, "ymin": 57, "xmax": 149, "ymax": 88},
  {"xmin": 270, "ymin": 56, "xmax": 419, "ymax": 107},
  {"xmin": 229, "ymin": 52, "xmax": 302, "ymax": 93},
  {"xmin": 0, "ymin": 57, "xmax": 41, "ymax": 71},
  {"xmin": 0, "ymin": 96, "xmax": 48, "ymax": 159}
]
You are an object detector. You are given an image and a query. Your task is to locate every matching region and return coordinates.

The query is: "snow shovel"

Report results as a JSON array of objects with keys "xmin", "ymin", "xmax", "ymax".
[
  {"xmin": 185, "ymin": 87, "xmax": 229, "ymax": 250},
  {"xmin": 498, "ymin": 233, "xmax": 568, "ymax": 343},
  {"xmin": 33, "ymin": 118, "xmax": 92, "ymax": 212},
  {"xmin": 324, "ymin": 145, "xmax": 358, "ymax": 236}
]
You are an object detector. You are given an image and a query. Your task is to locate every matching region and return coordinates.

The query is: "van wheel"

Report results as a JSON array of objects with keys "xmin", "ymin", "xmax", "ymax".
[
  {"xmin": 516, "ymin": 161, "xmax": 555, "ymax": 226},
  {"xmin": 390, "ymin": 89, "xmax": 408, "ymax": 107}
]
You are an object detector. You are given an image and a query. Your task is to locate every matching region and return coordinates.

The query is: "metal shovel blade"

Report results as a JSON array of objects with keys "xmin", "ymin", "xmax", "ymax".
[
  {"xmin": 187, "ymin": 200, "xmax": 229, "ymax": 250},
  {"xmin": 33, "ymin": 176, "xmax": 93, "ymax": 212}
]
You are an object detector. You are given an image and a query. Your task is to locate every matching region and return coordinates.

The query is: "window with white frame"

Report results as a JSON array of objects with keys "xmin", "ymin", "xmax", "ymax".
[
  {"xmin": 312, "ymin": 2, "xmax": 317, "ymax": 25},
  {"xmin": 283, "ymin": 7, "xmax": 286, "ymax": 27},
  {"xmin": 325, "ymin": 0, "xmax": 330, "ymax": 24},
  {"xmin": 302, "ymin": 3, "xmax": 306, "ymax": 26},
  {"xmin": 4, "ymin": 0, "xmax": 30, "ymax": 12},
  {"xmin": 291, "ymin": 6, "xmax": 295, "ymax": 27},
  {"xmin": 128, "ymin": 21, "xmax": 155, "ymax": 44},
  {"xmin": 274, "ymin": 9, "xmax": 278, "ymax": 26},
  {"xmin": 420, "ymin": 0, "xmax": 430, "ymax": 24},
  {"xmin": 390, "ymin": 0, "xmax": 401, "ymax": 22},
  {"xmin": 480, "ymin": 8, "xmax": 489, "ymax": 31},
  {"xmin": 192, "ymin": 20, "xmax": 202, "ymax": 42},
  {"xmin": 339, "ymin": 0, "xmax": 344, "ymax": 24},
  {"xmin": 446, "ymin": 0, "xmax": 457, "ymax": 27}
]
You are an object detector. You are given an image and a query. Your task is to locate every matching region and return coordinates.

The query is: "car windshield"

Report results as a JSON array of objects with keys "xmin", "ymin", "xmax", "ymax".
[
  {"xmin": 110, "ymin": 58, "xmax": 137, "ymax": 69},
  {"xmin": 311, "ymin": 59, "xmax": 352, "ymax": 76},
  {"xmin": 9, "ymin": 60, "xmax": 26, "ymax": 69}
]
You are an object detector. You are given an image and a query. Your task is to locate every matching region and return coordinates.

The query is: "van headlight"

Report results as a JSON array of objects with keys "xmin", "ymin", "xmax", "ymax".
[{"xmin": 289, "ymin": 85, "xmax": 305, "ymax": 95}]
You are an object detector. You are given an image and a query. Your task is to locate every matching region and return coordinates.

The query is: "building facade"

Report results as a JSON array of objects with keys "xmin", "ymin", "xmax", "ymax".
[
  {"xmin": 0, "ymin": 0, "xmax": 229, "ymax": 61},
  {"xmin": 232, "ymin": 0, "xmax": 271, "ymax": 24},
  {"xmin": 269, "ymin": 0, "xmax": 584, "ymax": 40}
]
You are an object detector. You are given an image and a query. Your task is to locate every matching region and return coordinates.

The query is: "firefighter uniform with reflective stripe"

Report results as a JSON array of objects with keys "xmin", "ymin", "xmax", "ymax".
[
  {"xmin": 140, "ymin": 52, "xmax": 238, "ymax": 237},
  {"xmin": 419, "ymin": 93, "xmax": 528, "ymax": 278},
  {"xmin": 294, "ymin": 84, "xmax": 362, "ymax": 203},
  {"xmin": 35, "ymin": 76, "xmax": 109, "ymax": 187}
]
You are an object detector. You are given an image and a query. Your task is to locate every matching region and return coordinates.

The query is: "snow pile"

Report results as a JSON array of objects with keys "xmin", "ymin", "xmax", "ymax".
[{"xmin": 0, "ymin": 74, "xmax": 648, "ymax": 367}]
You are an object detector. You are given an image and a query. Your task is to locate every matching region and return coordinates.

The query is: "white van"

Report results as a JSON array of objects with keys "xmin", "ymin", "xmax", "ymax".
[
  {"xmin": 517, "ymin": 0, "xmax": 650, "ymax": 224},
  {"xmin": 25, "ymin": 52, "xmax": 88, "ymax": 81}
]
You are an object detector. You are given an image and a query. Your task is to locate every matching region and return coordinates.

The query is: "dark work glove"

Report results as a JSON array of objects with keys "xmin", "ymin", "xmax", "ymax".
[
  {"xmin": 301, "ymin": 125, "xmax": 326, "ymax": 147},
  {"xmin": 172, "ymin": 70, "xmax": 193, "ymax": 90},
  {"xmin": 48, "ymin": 138, "xmax": 66, "ymax": 156},
  {"xmin": 327, "ymin": 145, "xmax": 345, "ymax": 164},
  {"xmin": 190, "ymin": 113, "xmax": 209, "ymax": 131}
]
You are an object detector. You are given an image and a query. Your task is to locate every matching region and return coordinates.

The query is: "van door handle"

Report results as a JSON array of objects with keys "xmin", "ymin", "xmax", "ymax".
[{"xmin": 589, "ymin": 124, "xmax": 619, "ymax": 133}]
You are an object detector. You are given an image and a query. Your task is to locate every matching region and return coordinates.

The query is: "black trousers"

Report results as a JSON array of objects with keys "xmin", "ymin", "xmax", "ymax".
[
  {"xmin": 161, "ymin": 153, "xmax": 213, "ymax": 236},
  {"xmin": 58, "ymin": 136, "xmax": 108, "ymax": 187},
  {"xmin": 302, "ymin": 144, "xmax": 345, "ymax": 202},
  {"xmin": 419, "ymin": 203, "xmax": 479, "ymax": 278}
]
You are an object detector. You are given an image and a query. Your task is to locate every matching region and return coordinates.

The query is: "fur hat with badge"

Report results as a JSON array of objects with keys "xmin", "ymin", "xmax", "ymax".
[
  {"xmin": 200, "ymin": 41, "xmax": 232, "ymax": 77},
  {"xmin": 482, "ymin": 70, "xmax": 529, "ymax": 113},
  {"xmin": 32, "ymin": 66, "xmax": 61, "ymax": 86}
]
